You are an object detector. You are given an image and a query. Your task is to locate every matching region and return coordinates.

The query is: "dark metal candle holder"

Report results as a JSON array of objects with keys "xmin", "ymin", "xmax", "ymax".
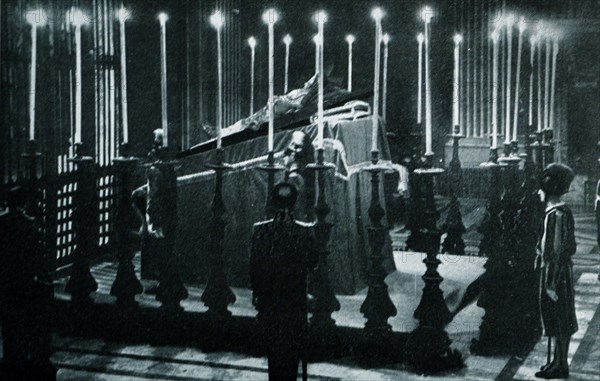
[
  {"xmin": 21, "ymin": 139, "xmax": 42, "ymax": 224},
  {"xmin": 305, "ymin": 148, "xmax": 339, "ymax": 332},
  {"xmin": 65, "ymin": 143, "xmax": 99, "ymax": 306},
  {"xmin": 360, "ymin": 150, "xmax": 397, "ymax": 335},
  {"xmin": 256, "ymin": 150, "xmax": 285, "ymax": 219},
  {"xmin": 542, "ymin": 128, "xmax": 554, "ymax": 166},
  {"xmin": 442, "ymin": 126, "xmax": 466, "ymax": 255},
  {"xmin": 201, "ymin": 148, "xmax": 236, "ymax": 320},
  {"xmin": 110, "ymin": 143, "xmax": 143, "ymax": 308},
  {"xmin": 405, "ymin": 153, "xmax": 461, "ymax": 372}
]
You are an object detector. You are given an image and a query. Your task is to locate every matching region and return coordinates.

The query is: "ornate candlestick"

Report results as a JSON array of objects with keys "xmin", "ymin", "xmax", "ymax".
[
  {"xmin": 306, "ymin": 148, "xmax": 339, "ymax": 332},
  {"xmin": 405, "ymin": 154, "xmax": 461, "ymax": 371},
  {"xmin": 65, "ymin": 143, "xmax": 98, "ymax": 306},
  {"xmin": 257, "ymin": 151, "xmax": 285, "ymax": 218},
  {"xmin": 201, "ymin": 148, "xmax": 236, "ymax": 320},
  {"xmin": 478, "ymin": 147, "xmax": 502, "ymax": 260},
  {"xmin": 360, "ymin": 150, "xmax": 397, "ymax": 335},
  {"xmin": 110, "ymin": 143, "xmax": 143, "ymax": 308},
  {"xmin": 21, "ymin": 139, "xmax": 42, "ymax": 217},
  {"xmin": 542, "ymin": 128, "xmax": 554, "ymax": 166},
  {"xmin": 442, "ymin": 126, "xmax": 465, "ymax": 255},
  {"xmin": 405, "ymin": 126, "xmax": 425, "ymax": 251}
]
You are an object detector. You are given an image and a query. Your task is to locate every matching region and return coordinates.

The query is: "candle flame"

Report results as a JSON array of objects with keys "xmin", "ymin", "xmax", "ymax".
[
  {"xmin": 158, "ymin": 12, "xmax": 168, "ymax": 25},
  {"xmin": 420, "ymin": 6, "xmax": 433, "ymax": 23},
  {"xmin": 69, "ymin": 8, "xmax": 87, "ymax": 26},
  {"xmin": 518, "ymin": 17, "xmax": 527, "ymax": 33},
  {"xmin": 262, "ymin": 9, "xmax": 279, "ymax": 24},
  {"xmin": 26, "ymin": 10, "xmax": 46, "ymax": 26},
  {"xmin": 453, "ymin": 34, "xmax": 463, "ymax": 45},
  {"xmin": 314, "ymin": 10, "xmax": 328, "ymax": 24},
  {"xmin": 248, "ymin": 36, "xmax": 256, "ymax": 48},
  {"xmin": 283, "ymin": 34, "xmax": 292, "ymax": 45},
  {"xmin": 346, "ymin": 34, "xmax": 355, "ymax": 44},
  {"xmin": 491, "ymin": 29, "xmax": 499, "ymax": 42},
  {"xmin": 118, "ymin": 7, "xmax": 130, "ymax": 23},
  {"xmin": 210, "ymin": 11, "xmax": 224, "ymax": 29},
  {"xmin": 417, "ymin": 33, "xmax": 424, "ymax": 44},
  {"xmin": 371, "ymin": 7, "xmax": 384, "ymax": 22},
  {"xmin": 382, "ymin": 33, "xmax": 390, "ymax": 45}
]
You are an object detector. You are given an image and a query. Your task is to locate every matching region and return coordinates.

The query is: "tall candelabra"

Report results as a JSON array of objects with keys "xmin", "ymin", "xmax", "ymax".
[
  {"xmin": 110, "ymin": 143, "xmax": 143, "ymax": 308},
  {"xmin": 360, "ymin": 150, "xmax": 397, "ymax": 335},
  {"xmin": 201, "ymin": 148, "xmax": 236, "ymax": 320},
  {"xmin": 65, "ymin": 143, "xmax": 99, "ymax": 306},
  {"xmin": 405, "ymin": 154, "xmax": 461, "ymax": 372},
  {"xmin": 442, "ymin": 126, "xmax": 465, "ymax": 255},
  {"xmin": 306, "ymin": 148, "xmax": 340, "ymax": 333},
  {"xmin": 542, "ymin": 128, "xmax": 555, "ymax": 166},
  {"xmin": 405, "ymin": 126, "xmax": 426, "ymax": 251},
  {"xmin": 257, "ymin": 151, "xmax": 285, "ymax": 219}
]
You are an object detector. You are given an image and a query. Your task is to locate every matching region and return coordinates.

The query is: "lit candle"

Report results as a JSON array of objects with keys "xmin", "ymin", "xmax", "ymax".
[
  {"xmin": 371, "ymin": 7, "xmax": 384, "ymax": 153},
  {"xmin": 283, "ymin": 34, "xmax": 292, "ymax": 94},
  {"xmin": 421, "ymin": 6, "xmax": 434, "ymax": 155},
  {"xmin": 491, "ymin": 29, "xmax": 499, "ymax": 149},
  {"xmin": 504, "ymin": 15, "xmax": 513, "ymax": 145},
  {"xmin": 453, "ymin": 34, "xmax": 463, "ymax": 130},
  {"xmin": 382, "ymin": 33, "xmax": 390, "ymax": 122},
  {"xmin": 549, "ymin": 39, "xmax": 558, "ymax": 131},
  {"xmin": 263, "ymin": 9, "xmax": 279, "ymax": 152},
  {"xmin": 71, "ymin": 8, "xmax": 86, "ymax": 145},
  {"xmin": 417, "ymin": 33, "xmax": 424, "ymax": 125},
  {"xmin": 210, "ymin": 11, "xmax": 224, "ymax": 149},
  {"xmin": 512, "ymin": 18, "xmax": 525, "ymax": 142},
  {"xmin": 537, "ymin": 32, "xmax": 543, "ymax": 133},
  {"xmin": 159, "ymin": 13, "xmax": 169, "ymax": 147},
  {"xmin": 248, "ymin": 37, "xmax": 256, "ymax": 115},
  {"xmin": 544, "ymin": 37, "xmax": 550, "ymax": 130},
  {"xmin": 118, "ymin": 8, "xmax": 130, "ymax": 144},
  {"xmin": 26, "ymin": 10, "xmax": 45, "ymax": 141},
  {"xmin": 313, "ymin": 34, "xmax": 320, "ymax": 74},
  {"xmin": 528, "ymin": 37, "xmax": 536, "ymax": 127},
  {"xmin": 315, "ymin": 10, "xmax": 327, "ymax": 149},
  {"xmin": 346, "ymin": 35, "xmax": 355, "ymax": 92}
]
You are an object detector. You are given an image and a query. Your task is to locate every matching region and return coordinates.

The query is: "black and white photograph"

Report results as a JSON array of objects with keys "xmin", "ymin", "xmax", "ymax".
[{"xmin": 1, "ymin": 0, "xmax": 600, "ymax": 379}]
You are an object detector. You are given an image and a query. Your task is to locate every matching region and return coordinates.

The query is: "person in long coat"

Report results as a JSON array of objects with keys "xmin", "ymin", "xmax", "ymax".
[
  {"xmin": 535, "ymin": 163, "xmax": 578, "ymax": 379},
  {"xmin": 250, "ymin": 182, "xmax": 318, "ymax": 381}
]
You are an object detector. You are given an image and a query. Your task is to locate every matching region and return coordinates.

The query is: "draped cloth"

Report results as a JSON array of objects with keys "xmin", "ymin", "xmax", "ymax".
[{"xmin": 171, "ymin": 118, "xmax": 396, "ymax": 294}]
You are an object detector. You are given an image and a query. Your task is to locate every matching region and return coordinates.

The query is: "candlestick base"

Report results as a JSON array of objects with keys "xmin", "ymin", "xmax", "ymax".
[{"xmin": 202, "ymin": 149, "xmax": 236, "ymax": 321}]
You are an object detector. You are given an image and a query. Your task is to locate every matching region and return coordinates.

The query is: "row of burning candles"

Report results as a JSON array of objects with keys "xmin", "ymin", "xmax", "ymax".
[
  {"xmin": 23, "ymin": 6, "xmax": 391, "ymax": 156},
  {"xmin": 23, "ymin": 6, "xmax": 560, "ymax": 160},
  {"xmin": 439, "ymin": 11, "xmax": 560, "ymax": 152}
]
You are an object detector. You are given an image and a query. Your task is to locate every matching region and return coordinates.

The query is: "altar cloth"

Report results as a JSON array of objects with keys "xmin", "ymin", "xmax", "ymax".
[{"xmin": 168, "ymin": 118, "xmax": 396, "ymax": 295}]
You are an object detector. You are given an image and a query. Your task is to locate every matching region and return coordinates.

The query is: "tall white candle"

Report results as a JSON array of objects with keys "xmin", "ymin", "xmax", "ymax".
[
  {"xmin": 211, "ymin": 11, "xmax": 224, "ymax": 149},
  {"xmin": 417, "ymin": 33, "xmax": 424, "ymax": 125},
  {"xmin": 422, "ymin": 6, "xmax": 433, "ymax": 155},
  {"xmin": 26, "ymin": 11, "xmax": 45, "ymax": 141},
  {"xmin": 248, "ymin": 37, "xmax": 256, "ymax": 115},
  {"xmin": 528, "ymin": 37, "xmax": 536, "ymax": 127},
  {"xmin": 504, "ymin": 16, "xmax": 513, "ymax": 145},
  {"xmin": 543, "ymin": 38, "xmax": 550, "ymax": 130},
  {"xmin": 537, "ymin": 35, "xmax": 542, "ymax": 133},
  {"xmin": 118, "ymin": 8, "xmax": 129, "ymax": 144},
  {"xmin": 491, "ymin": 30, "xmax": 499, "ymax": 149},
  {"xmin": 72, "ymin": 9, "xmax": 86, "ymax": 145},
  {"xmin": 346, "ymin": 35, "xmax": 355, "ymax": 92},
  {"xmin": 371, "ymin": 7, "xmax": 384, "ymax": 153},
  {"xmin": 159, "ymin": 13, "xmax": 169, "ymax": 147},
  {"xmin": 313, "ymin": 34, "xmax": 320, "ymax": 74},
  {"xmin": 382, "ymin": 33, "xmax": 390, "ymax": 122},
  {"xmin": 549, "ymin": 39, "xmax": 558, "ymax": 131},
  {"xmin": 315, "ymin": 11, "xmax": 327, "ymax": 149},
  {"xmin": 283, "ymin": 34, "xmax": 292, "ymax": 94},
  {"xmin": 453, "ymin": 34, "xmax": 462, "ymax": 130},
  {"xmin": 512, "ymin": 18, "xmax": 525, "ymax": 142},
  {"xmin": 263, "ymin": 9, "xmax": 278, "ymax": 152}
]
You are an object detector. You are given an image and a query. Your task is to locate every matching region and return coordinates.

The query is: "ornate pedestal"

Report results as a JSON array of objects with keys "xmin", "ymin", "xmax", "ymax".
[
  {"xmin": 306, "ymin": 149, "xmax": 340, "ymax": 332},
  {"xmin": 405, "ymin": 155, "xmax": 462, "ymax": 372},
  {"xmin": 65, "ymin": 143, "xmax": 99, "ymax": 306},
  {"xmin": 110, "ymin": 144, "xmax": 143, "ymax": 308},
  {"xmin": 360, "ymin": 151, "xmax": 397, "ymax": 335},
  {"xmin": 442, "ymin": 128, "xmax": 466, "ymax": 255},
  {"xmin": 201, "ymin": 148, "xmax": 236, "ymax": 321}
]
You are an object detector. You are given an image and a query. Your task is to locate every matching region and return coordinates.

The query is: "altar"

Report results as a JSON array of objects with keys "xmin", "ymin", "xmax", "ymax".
[{"xmin": 167, "ymin": 118, "xmax": 396, "ymax": 295}]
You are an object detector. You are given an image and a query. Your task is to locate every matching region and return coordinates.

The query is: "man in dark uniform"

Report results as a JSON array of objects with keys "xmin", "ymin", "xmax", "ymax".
[
  {"xmin": 250, "ymin": 183, "xmax": 318, "ymax": 381},
  {"xmin": 0, "ymin": 186, "xmax": 55, "ymax": 380},
  {"xmin": 283, "ymin": 131, "xmax": 316, "ymax": 221}
]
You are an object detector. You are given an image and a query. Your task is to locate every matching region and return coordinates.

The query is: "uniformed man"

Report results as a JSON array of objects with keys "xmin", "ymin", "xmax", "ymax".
[{"xmin": 250, "ymin": 182, "xmax": 318, "ymax": 381}]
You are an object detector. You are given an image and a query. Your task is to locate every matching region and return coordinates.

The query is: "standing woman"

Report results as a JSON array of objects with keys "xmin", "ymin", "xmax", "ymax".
[{"xmin": 536, "ymin": 164, "xmax": 578, "ymax": 379}]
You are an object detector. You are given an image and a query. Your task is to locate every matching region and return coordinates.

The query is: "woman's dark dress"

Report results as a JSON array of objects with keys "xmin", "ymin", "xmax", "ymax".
[{"xmin": 538, "ymin": 204, "xmax": 578, "ymax": 337}]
